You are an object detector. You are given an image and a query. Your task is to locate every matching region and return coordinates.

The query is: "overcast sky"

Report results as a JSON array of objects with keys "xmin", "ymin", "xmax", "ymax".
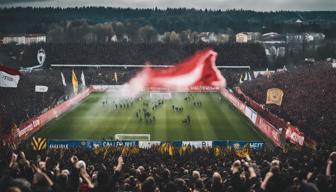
[{"xmin": 0, "ymin": 0, "xmax": 336, "ymax": 11}]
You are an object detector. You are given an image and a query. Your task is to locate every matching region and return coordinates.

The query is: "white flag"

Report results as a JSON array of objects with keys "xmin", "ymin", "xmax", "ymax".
[
  {"xmin": 244, "ymin": 72, "xmax": 248, "ymax": 81},
  {"xmin": 61, "ymin": 72, "xmax": 66, "ymax": 86},
  {"xmin": 81, "ymin": 71, "xmax": 86, "ymax": 87},
  {"xmin": 0, "ymin": 66, "xmax": 20, "ymax": 88},
  {"xmin": 283, "ymin": 65, "xmax": 287, "ymax": 71},
  {"xmin": 246, "ymin": 72, "xmax": 252, "ymax": 81},
  {"xmin": 35, "ymin": 85, "xmax": 48, "ymax": 92}
]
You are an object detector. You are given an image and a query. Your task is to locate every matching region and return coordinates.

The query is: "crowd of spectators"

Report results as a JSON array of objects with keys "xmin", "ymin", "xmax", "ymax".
[
  {"xmin": 240, "ymin": 62, "xmax": 336, "ymax": 145},
  {"xmin": 0, "ymin": 143, "xmax": 335, "ymax": 192},
  {"xmin": 0, "ymin": 70, "xmax": 64, "ymax": 135}
]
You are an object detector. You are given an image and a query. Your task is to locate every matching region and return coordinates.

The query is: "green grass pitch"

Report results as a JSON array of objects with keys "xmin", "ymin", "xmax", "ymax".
[{"xmin": 35, "ymin": 92, "xmax": 267, "ymax": 142}]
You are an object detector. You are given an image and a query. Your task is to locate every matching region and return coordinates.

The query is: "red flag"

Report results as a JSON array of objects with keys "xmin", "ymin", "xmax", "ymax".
[{"xmin": 121, "ymin": 49, "xmax": 226, "ymax": 97}]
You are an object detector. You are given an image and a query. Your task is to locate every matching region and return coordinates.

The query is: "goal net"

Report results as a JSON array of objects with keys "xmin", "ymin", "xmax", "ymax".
[
  {"xmin": 149, "ymin": 92, "xmax": 172, "ymax": 100},
  {"xmin": 115, "ymin": 134, "xmax": 151, "ymax": 141}
]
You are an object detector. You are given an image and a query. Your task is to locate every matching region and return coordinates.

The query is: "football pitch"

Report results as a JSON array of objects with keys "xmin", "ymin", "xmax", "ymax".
[{"xmin": 35, "ymin": 92, "xmax": 268, "ymax": 142}]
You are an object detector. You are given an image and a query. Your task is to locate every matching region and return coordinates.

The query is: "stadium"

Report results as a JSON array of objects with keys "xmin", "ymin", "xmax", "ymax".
[
  {"xmin": 1, "ymin": 3, "xmax": 336, "ymax": 192},
  {"xmin": 32, "ymin": 49, "xmax": 267, "ymax": 145}
]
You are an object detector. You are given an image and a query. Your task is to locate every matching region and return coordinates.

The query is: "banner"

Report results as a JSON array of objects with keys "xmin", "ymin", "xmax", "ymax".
[
  {"xmin": 220, "ymin": 88, "xmax": 246, "ymax": 113},
  {"xmin": 228, "ymin": 141, "xmax": 265, "ymax": 150},
  {"xmin": 17, "ymin": 119, "xmax": 40, "ymax": 137},
  {"xmin": 253, "ymin": 69, "xmax": 275, "ymax": 78},
  {"xmin": 285, "ymin": 126, "xmax": 304, "ymax": 146},
  {"xmin": 266, "ymin": 88, "xmax": 284, "ymax": 106},
  {"xmin": 139, "ymin": 141, "xmax": 161, "ymax": 148},
  {"xmin": 182, "ymin": 141, "xmax": 212, "ymax": 148},
  {"xmin": 244, "ymin": 106, "xmax": 257, "ymax": 124},
  {"xmin": 48, "ymin": 140, "xmax": 81, "ymax": 149},
  {"xmin": 35, "ymin": 85, "xmax": 48, "ymax": 92},
  {"xmin": 46, "ymin": 139, "xmax": 264, "ymax": 150},
  {"xmin": 99, "ymin": 140, "xmax": 139, "ymax": 147},
  {"xmin": 212, "ymin": 140, "xmax": 265, "ymax": 150},
  {"xmin": 72, "ymin": 70, "xmax": 78, "ymax": 95},
  {"xmin": 0, "ymin": 65, "xmax": 20, "ymax": 88},
  {"xmin": 48, "ymin": 140, "xmax": 139, "ymax": 149},
  {"xmin": 255, "ymin": 115, "xmax": 282, "ymax": 146}
]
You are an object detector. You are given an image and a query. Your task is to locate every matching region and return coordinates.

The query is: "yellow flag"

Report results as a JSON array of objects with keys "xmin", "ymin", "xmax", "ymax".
[
  {"xmin": 266, "ymin": 88, "xmax": 284, "ymax": 106},
  {"xmin": 72, "ymin": 70, "xmax": 78, "ymax": 95},
  {"xmin": 179, "ymin": 146, "xmax": 188, "ymax": 156},
  {"xmin": 178, "ymin": 147, "xmax": 183, "ymax": 156},
  {"xmin": 214, "ymin": 147, "xmax": 221, "ymax": 157},
  {"xmin": 31, "ymin": 137, "xmax": 47, "ymax": 151},
  {"xmin": 168, "ymin": 145, "xmax": 174, "ymax": 156},
  {"xmin": 235, "ymin": 144, "xmax": 249, "ymax": 158},
  {"xmin": 121, "ymin": 146, "xmax": 129, "ymax": 156},
  {"xmin": 223, "ymin": 146, "xmax": 231, "ymax": 156},
  {"xmin": 159, "ymin": 143, "xmax": 168, "ymax": 154},
  {"xmin": 130, "ymin": 146, "xmax": 140, "ymax": 155}
]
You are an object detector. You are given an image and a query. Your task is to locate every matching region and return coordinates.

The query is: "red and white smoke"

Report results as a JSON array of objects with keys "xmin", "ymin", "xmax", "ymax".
[{"xmin": 120, "ymin": 48, "xmax": 226, "ymax": 97}]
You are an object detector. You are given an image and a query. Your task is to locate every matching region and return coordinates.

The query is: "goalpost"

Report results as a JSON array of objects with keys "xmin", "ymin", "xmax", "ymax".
[
  {"xmin": 115, "ymin": 134, "xmax": 151, "ymax": 141},
  {"xmin": 149, "ymin": 92, "xmax": 172, "ymax": 100}
]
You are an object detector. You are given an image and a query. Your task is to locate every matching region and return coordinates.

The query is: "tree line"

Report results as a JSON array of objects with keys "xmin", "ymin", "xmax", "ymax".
[{"xmin": 1, "ymin": 8, "xmax": 336, "ymax": 38}]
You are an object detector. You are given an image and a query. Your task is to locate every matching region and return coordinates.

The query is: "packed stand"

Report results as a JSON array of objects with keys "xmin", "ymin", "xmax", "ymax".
[
  {"xmin": 0, "ymin": 143, "xmax": 335, "ymax": 192},
  {"xmin": 240, "ymin": 63, "xmax": 336, "ymax": 145},
  {"xmin": 0, "ymin": 70, "xmax": 64, "ymax": 135}
]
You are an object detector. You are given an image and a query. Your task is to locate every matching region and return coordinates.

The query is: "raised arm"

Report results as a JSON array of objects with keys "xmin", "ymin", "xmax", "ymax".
[
  {"xmin": 245, "ymin": 155, "xmax": 257, "ymax": 179},
  {"xmin": 261, "ymin": 171, "xmax": 273, "ymax": 191},
  {"xmin": 80, "ymin": 167, "xmax": 94, "ymax": 188},
  {"xmin": 326, "ymin": 152, "xmax": 336, "ymax": 177},
  {"xmin": 115, "ymin": 155, "xmax": 124, "ymax": 172},
  {"xmin": 9, "ymin": 152, "xmax": 17, "ymax": 168},
  {"xmin": 32, "ymin": 164, "xmax": 54, "ymax": 187}
]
